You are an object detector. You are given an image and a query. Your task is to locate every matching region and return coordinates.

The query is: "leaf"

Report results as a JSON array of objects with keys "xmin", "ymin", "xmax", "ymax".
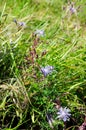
[{"xmin": 32, "ymin": 111, "xmax": 35, "ymax": 123}]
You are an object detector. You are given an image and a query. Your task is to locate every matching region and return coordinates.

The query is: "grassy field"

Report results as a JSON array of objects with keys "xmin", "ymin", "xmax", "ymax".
[{"xmin": 0, "ymin": 0, "xmax": 86, "ymax": 130}]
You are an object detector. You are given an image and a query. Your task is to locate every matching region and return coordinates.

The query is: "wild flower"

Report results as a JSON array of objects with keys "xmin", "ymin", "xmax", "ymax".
[
  {"xmin": 34, "ymin": 29, "xmax": 44, "ymax": 37},
  {"xmin": 13, "ymin": 19, "xmax": 17, "ymax": 24},
  {"xmin": 18, "ymin": 22, "xmax": 26, "ymax": 27},
  {"xmin": 57, "ymin": 107, "xmax": 71, "ymax": 122},
  {"xmin": 41, "ymin": 66, "xmax": 54, "ymax": 77},
  {"xmin": 46, "ymin": 113, "xmax": 54, "ymax": 129},
  {"xmin": 69, "ymin": 6, "xmax": 76, "ymax": 14},
  {"xmin": 13, "ymin": 19, "xmax": 26, "ymax": 27}
]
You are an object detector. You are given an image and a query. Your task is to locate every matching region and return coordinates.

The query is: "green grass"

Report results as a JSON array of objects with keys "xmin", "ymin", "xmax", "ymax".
[{"xmin": 0, "ymin": 0, "xmax": 86, "ymax": 130}]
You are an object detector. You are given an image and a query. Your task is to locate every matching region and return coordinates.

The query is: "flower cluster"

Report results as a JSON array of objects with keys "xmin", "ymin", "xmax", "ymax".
[{"xmin": 57, "ymin": 107, "xmax": 71, "ymax": 122}]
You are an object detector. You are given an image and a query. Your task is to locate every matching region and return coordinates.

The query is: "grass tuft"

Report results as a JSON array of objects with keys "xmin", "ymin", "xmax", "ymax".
[{"xmin": 0, "ymin": 0, "xmax": 86, "ymax": 129}]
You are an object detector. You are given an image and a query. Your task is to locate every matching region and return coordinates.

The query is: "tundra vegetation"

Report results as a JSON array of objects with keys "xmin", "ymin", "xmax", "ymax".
[{"xmin": 0, "ymin": 0, "xmax": 86, "ymax": 130}]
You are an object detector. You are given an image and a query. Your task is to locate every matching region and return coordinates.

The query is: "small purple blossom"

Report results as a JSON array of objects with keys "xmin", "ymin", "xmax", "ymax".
[
  {"xmin": 13, "ymin": 19, "xmax": 17, "ymax": 24},
  {"xmin": 18, "ymin": 22, "xmax": 26, "ymax": 27},
  {"xmin": 46, "ymin": 113, "xmax": 54, "ymax": 129},
  {"xmin": 57, "ymin": 107, "xmax": 71, "ymax": 122},
  {"xmin": 13, "ymin": 19, "xmax": 26, "ymax": 27},
  {"xmin": 34, "ymin": 30, "xmax": 44, "ymax": 37},
  {"xmin": 69, "ymin": 6, "xmax": 76, "ymax": 14},
  {"xmin": 41, "ymin": 66, "xmax": 54, "ymax": 77}
]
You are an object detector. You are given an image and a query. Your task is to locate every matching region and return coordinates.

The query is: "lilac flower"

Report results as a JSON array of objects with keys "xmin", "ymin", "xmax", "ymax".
[
  {"xmin": 13, "ymin": 19, "xmax": 17, "ymax": 24},
  {"xmin": 34, "ymin": 29, "xmax": 44, "ymax": 37},
  {"xmin": 46, "ymin": 113, "xmax": 54, "ymax": 129},
  {"xmin": 13, "ymin": 19, "xmax": 26, "ymax": 27},
  {"xmin": 41, "ymin": 66, "xmax": 54, "ymax": 77},
  {"xmin": 57, "ymin": 107, "xmax": 71, "ymax": 122},
  {"xmin": 18, "ymin": 22, "xmax": 26, "ymax": 27},
  {"xmin": 69, "ymin": 6, "xmax": 76, "ymax": 14}
]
